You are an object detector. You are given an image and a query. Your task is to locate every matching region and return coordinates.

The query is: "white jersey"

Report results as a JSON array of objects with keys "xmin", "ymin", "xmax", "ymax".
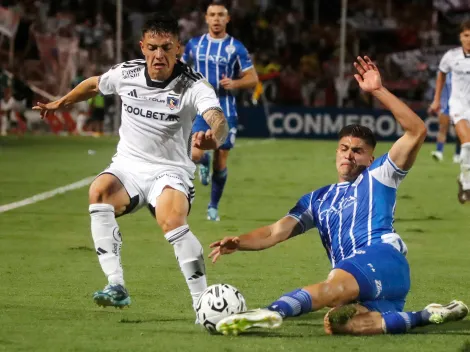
[
  {"xmin": 98, "ymin": 59, "xmax": 221, "ymax": 177},
  {"xmin": 439, "ymin": 47, "xmax": 470, "ymax": 120}
]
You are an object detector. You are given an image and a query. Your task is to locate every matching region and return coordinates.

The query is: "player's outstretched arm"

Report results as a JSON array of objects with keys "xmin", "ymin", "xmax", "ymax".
[
  {"xmin": 33, "ymin": 76, "xmax": 100, "ymax": 119},
  {"xmin": 354, "ymin": 56, "xmax": 426, "ymax": 170},
  {"xmin": 194, "ymin": 108, "xmax": 229, "ymax": 150},
  {"xmin": 208, "ymin": 216, "xmax": 301, "ymax": 263},
  {"xmin": 429, "ymin": 71, "xmax": 446, "ymax": 115}
]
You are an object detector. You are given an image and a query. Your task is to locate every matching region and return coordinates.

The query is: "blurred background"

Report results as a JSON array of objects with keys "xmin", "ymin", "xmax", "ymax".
[{"xmin": 0, "ymin": 0, "xmax": 469, "ymax": 139}]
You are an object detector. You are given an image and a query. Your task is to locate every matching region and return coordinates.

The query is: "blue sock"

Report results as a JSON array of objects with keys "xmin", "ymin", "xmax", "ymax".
[
  {"xmin": 382, "ymin": 310, "xmax": 431, "ymax": 334},
  {"xmin": 456, "ymin": 141, "xmax": 461, "ymax": 155},
  {"xmin": 436, "ymin": 142, "xmax": 444, "ymax": 152},
  {"xmin": 266, "ymin": 289, "xmax": 312, "ymax": 318},
  {"xmin": 197, "ymin": 152, "xmax": 209, "ymax": 167},
  {"xmin": 209, "ymin": 168, "xmax": 228, "ymax": 209}
]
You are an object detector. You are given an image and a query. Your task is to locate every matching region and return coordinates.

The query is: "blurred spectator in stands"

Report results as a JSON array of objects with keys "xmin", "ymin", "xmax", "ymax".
[
  {"xmin": 71, "ymin": 69, "xmax": 89, "ymax": 135},
  {"xmin": 87, "ymin": 92, "xmax": 106, "ymax": 137}
]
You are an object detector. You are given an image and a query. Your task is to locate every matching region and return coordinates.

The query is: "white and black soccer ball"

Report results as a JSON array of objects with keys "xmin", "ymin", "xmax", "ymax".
[{"xmin": 196, "ymin": 283, "xmax": 247, "ymax": 333}]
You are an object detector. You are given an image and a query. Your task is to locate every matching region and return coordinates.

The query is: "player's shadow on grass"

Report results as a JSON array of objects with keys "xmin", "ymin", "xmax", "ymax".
[
  {"xmin": 119, "ymin": 317, "xmax": 189, "ymax": 324},
  {"xmin": 410, "ymin": 320, "xmax": 470, "ymax": 335},
  {"xmin": 395, "ymin": 215, "xmax": 443, "ymax": 222}
]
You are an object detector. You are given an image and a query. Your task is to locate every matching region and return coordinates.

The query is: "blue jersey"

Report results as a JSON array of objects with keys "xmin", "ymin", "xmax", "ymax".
[
  {"xmin": 181, "ymin": 34, "xmax": 253, "ymax": 117},
  {"xmin": 288, "ymin": 153, "xmax": 408, "ymax": 268}
]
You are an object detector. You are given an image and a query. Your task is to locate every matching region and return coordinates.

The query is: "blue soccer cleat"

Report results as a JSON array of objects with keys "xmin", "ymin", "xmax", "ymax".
[
  {"xmin": 207, "ymin": 207, "xmax": 220, "ymax": 221},
  {"xmin": 93, "ymin": 284, "xmax": 131, "ymax": 309},
  {"xmin": 198, "ymin": 153, "xmax": 211, "ymax": 186}
]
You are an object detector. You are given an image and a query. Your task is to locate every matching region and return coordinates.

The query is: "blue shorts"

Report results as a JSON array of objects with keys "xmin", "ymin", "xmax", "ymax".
[
  {"xmin": 192, "ymin": 115, "xmax": 238, "ymax": 150},
  {"xmin": 335, "ymin": 243, "xmax": 410, "ymax": 314}
]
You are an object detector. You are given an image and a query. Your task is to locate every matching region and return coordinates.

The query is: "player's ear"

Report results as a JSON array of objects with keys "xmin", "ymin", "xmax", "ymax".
[{"xmin": 139, "ymin": 40, "xmax": 144, "ymax": 55}]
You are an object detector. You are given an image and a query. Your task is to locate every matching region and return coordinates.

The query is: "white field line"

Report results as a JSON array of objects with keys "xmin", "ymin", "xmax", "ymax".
[
  {"xmin": 0, "ymin": 139, "xmax": 276, "ymax": 214},
  {"xmin": 0, "ymin": 176, "xmax": 95, "ymax": 213}
]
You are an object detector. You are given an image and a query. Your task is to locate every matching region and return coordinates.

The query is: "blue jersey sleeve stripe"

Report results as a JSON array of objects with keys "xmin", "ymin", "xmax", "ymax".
[
  {"xmin": 386, "ymin": 154, "xmax": 408, "ymax": 175},
  {"xmin": 241, "ymin": 65, "xmax": 254, "ymax": 72}
]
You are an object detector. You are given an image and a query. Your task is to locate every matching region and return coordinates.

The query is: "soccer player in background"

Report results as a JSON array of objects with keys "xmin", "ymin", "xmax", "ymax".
[
  {"xmin": 430, "ymin": 72, "xmax": 461, "ymax": 163},
  {"xmin": 33, "ymin": 13, "xmax": 228, "ymax": 317},
  {"xmin": 429, "ymin": 20, "xmax": 470, "ymax": 203},
  {"xmin": 209, "ymin": 56, "xmax": 468, "ymax": 336},
  {"xmin": 181, "ymin": 1, "xmax": 259, "ymax": 221}
]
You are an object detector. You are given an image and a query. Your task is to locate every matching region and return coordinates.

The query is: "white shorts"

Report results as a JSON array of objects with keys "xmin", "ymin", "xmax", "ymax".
[
  {"xmin": 98, "ymin": 156, "xmax": 195, "ymax": 215},
  {"xmin": 449, "ymin": 103, "xmax": 470, "ymax": 125}
]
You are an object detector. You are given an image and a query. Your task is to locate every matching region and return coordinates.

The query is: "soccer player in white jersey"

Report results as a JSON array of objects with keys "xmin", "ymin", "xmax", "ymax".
[
  {"xmin": 209, "ymin": 56, "xmax": 468, "ymax": 336},
  {"xmin": 181, "ymin": 1, "xmax": 259, "ymax": 221},
  {"xmin": 32, "ymin": 14, "xmax": 228, "ymax": 315},
  {"xmin": 429, "ymin": 20, "xmax": 470, "ymax": 203}
]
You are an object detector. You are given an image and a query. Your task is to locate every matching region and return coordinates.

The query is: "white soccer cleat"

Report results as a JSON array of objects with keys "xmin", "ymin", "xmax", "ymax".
[
  {"xmin": 431, "ymin": 151, "xmax": 444, "ymax": 162},
  {"xmin": 216, "ymin": 309, "xmax": 283, "ymax": 336},
  {"xmin": 453, "ymin": 154, "xmax": 461, "ymax": 164},
  {"xmin": 425, "ymin": 300, "xmax": 468, "ymax": 324}
]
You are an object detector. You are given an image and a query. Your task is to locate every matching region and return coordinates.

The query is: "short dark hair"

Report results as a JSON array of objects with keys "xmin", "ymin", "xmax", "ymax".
[
  {"xmin": 338, "ymin": 124, "xmax": 377, "ymax": 149},
  {"xmin": 206, "ymin": 0, "xmax": 230, "ymax": 11},
  {"xmin": 142, "ymin": 12, "xmax": 179, "ymax": 38},
  {"xmin": 460, "ymin": 20, "xmax": 470, "ymax": 33}
]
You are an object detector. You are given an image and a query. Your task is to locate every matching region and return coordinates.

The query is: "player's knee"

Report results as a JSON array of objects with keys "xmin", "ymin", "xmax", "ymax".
[
  {"xmin": 319, "ymin": 281, "xmax": 356, "ymax": 307},
  {"xmin": 157, "ymin": 214, "xmax": 186, "ymax": 233},
  {"xmin": 88, "ymin": 184, "xmax": 107, "ymax": 204}
]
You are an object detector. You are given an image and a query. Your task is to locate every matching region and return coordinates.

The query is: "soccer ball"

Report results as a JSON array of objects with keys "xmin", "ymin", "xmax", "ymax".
[{"xmin": 196, "ymin": 283, "xmax": 247, "ymax": 333}]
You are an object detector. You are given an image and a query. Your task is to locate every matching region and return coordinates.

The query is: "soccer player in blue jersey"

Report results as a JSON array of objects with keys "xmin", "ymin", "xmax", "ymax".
[
  {"xmin": 430, "ymin": 72, "xmax": 461, "ymax": 163},
  {"xmin": 209, "ymin": 56, "xmax": 468, "ymax": 336},
  {"xmin": 181, "ymin": 1, "xmax": 259, "ymax": 221}
]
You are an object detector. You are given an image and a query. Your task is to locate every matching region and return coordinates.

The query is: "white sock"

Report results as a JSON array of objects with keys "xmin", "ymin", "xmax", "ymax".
[
  {"xmin": 89, "ymin": 203, "xmax": 124, "ymax": 286},
  {"xmin": 460, "ymin": 142, "xmax": 470, "ymax": 190},
  {"xmin": 165, "ymin": 225, "xmax": 207, "ymax": 310}
]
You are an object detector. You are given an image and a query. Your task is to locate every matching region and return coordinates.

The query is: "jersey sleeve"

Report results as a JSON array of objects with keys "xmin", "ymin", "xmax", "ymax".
[
  {"xmin": 236, "ymin": 42, "xmax": 254, "ymax": 72},
  {"xmin": 180, "ymin": 40, "xmax": 193, "ymax": 64},
  {"xmin": 98, "ymin": 64, "xmax": 122, "ymax": 95},
  {"xmin": 369, "ymin": 153, "xmax": 408, "ymax": 189},
  {"xmin": 438, "ymin": 50, "xmax": 452, "ymax": 73},
  {"xmin": 189, "ymin": 79, "xmax": 222, "ymax": 115},
  {"xmin": 286, "ymin": 193, "xmax": 315, "ymax": 235}
]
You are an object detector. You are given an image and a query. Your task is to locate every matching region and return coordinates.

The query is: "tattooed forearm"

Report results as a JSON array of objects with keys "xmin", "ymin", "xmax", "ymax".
[{"xmin": 202, "ymin": 107, "xmax": 228, "ymax": 146}]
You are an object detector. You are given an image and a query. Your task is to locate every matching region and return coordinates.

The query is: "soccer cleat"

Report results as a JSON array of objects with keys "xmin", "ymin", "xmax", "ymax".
[
  {"xmin": 207, "ymin": 207, "xmax": 220, "ymax": 221},
  {"xmin": 453, "ymin": 154, "xmax": 461, "ymax": 164},
  {"xmin": 93, "ymin": 284, "xmax": 131, "ymax": 308},
  {"xmin": 216, "ymin": 309, "xmax": 283, "ymax": 336},
  {"xmin": 424, "ymin": 300, "xmax": 468, "ymax": 324},
  {"xmin": 431, "ymin": 151, "xmax": 443, "ymax": 162},
  {"xmin": 457, "ymin": 179, "xmax": 470, "ymax": 204},
  {"xmin": 198, "ymin": 153, "xmax": 211, "ymax": 186}
]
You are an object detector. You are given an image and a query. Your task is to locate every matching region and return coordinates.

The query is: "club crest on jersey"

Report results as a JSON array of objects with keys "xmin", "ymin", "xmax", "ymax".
[
  {"xmin": 167, "ymin": 96, "xmax": 180, "ymax": 110},
  {"xmin": 225, "ymin": 45, "xmax": 236, "ymax": 55}
]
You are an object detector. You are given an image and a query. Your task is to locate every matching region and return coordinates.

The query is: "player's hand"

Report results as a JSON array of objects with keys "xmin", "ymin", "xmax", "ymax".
[
  {"xmin": 428, "ymin": 100, "xmax": 441, "ymax": 115},
  {"xmin": 353, "ymin": 56, "xmax": 382, "ymax": 93},
  {"xmin": 192, "ymin": 130, "xmax": 218, "ymax": 150},
  {"xmin": 220, "ymin": 74, "xmax": 236, "ymax": 90},
  {"xmin": 208, "ymin": 236, "xmax": 240, "ymax": 263},
  {"xmin": 32, "ymin": 100, "xmax": 63, "ymax": 119}
]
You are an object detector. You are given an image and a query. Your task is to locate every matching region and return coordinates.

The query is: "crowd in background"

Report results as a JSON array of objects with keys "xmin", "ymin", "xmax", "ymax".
[{"xmin": 0, "ymin": 0, "xmax": 468, "ymax": 134}]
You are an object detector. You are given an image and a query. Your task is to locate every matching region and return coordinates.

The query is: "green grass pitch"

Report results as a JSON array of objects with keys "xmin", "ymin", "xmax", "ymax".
[{"xmin": 1, "ymin": 136, "xmax": 470, "ymax": 351}]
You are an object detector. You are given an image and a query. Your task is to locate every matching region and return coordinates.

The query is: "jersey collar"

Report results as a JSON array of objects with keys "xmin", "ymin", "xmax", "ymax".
[
  {"xmin": 144, "ymin": 61, "xmax": 184, "ymax": 88},
  {"xmin": 206, "ymin": 33, "xmax": 229, "ymax": 42},
  {"xmin": 463, "ymin": 48, "xmax": 470, "ymax": 58}
]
